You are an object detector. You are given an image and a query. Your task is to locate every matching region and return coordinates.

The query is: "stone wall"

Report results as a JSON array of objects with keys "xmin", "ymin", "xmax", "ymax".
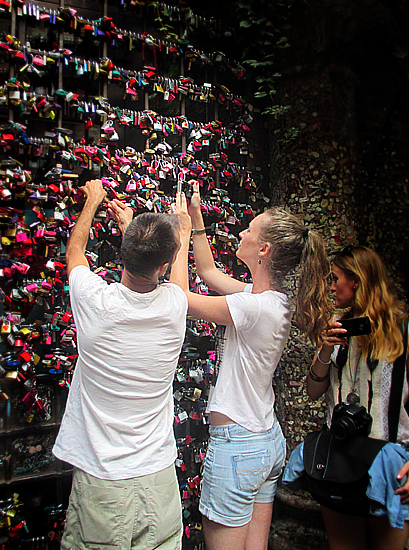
[
  {"xmin": 268, "ymin": 2, "xmax": 409, "ymax": 547},
  {"xmin": 270, "ymin": 0, "xmax": 409, "ymax": 455}
]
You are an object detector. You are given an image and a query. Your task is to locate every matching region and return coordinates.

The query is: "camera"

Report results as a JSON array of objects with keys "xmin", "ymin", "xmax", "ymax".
[
  {"xmin": 330, "ymin": 402, "xmax": 372, "ymax": 440},
  {"xmin": 176, "ymin": 180, "xmax": 193, "ymax": 199}
]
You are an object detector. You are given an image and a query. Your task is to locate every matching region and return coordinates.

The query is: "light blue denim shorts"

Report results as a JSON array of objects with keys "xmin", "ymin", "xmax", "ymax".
[{"xmin": 199, "ymin": 420, "xmax": 286, "ymax": 527}]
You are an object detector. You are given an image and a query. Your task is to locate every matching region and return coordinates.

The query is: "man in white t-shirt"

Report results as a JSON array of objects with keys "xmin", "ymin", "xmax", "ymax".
[{"xmin": 53, "ymin": 179, "xmax": 188, "ymax": 550}]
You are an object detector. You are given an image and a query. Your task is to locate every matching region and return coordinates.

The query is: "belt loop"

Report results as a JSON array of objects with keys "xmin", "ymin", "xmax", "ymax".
[{"xmin": 224, "ymin": 426, "xmax": 231, "ymax": 442}]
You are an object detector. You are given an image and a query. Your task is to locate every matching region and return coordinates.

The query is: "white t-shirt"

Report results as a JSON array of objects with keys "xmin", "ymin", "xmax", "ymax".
[
  {"xmin": 207, "ymin": 285, "xmax": 291, "ymax": 432},
  {"xmin": 53, "ymin": 265, "xmax": 188, "ymax": 480}
]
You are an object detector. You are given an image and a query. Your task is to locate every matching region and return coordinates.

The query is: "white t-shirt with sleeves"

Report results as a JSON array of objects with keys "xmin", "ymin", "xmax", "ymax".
[
  {"xmin": 207, "ymin": 284, "xmax": 291, "ymax": 432},
  {"xmin": 53, "ymin": 265, "xmax": 188, "ymax": 480}
]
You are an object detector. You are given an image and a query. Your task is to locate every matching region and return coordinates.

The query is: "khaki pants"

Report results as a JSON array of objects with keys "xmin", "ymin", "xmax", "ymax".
[{"xmin": 61, "ymin": 464, "xmax": 182, "ymax": 550}]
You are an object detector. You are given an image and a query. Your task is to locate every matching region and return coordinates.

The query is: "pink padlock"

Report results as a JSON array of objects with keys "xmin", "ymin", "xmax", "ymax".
[
  {"xmin": 16, "ymin": 232, "xmax": 27, "ymax": 242},
  {"xmin": 26, "ymin": 284, "xmax": 39, "ymax": 292}
]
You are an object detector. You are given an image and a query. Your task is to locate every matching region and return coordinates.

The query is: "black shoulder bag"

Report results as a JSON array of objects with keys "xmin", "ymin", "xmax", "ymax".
[{"xmin": 302, "ymin": 325, "xmax": 408, "ymax": 516}]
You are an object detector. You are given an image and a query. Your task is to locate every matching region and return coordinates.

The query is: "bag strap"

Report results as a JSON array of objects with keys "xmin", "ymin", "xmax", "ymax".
[{"xmin": 388, "ymin": 322, "xmax": 409, "ymax": 443}]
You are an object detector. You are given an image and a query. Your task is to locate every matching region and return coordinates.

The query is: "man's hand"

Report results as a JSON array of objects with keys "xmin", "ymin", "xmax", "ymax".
[
  {"xmin": 80, "ymin": 179, "xmax": 106, "ymax": 207},
  {"xmin": 107, "ymin": 199, "xmax": 133, "ymax": 236}
]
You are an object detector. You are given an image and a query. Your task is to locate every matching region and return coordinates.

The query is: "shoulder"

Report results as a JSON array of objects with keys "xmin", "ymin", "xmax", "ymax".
[
  {"xmin": 69, "ymin": 265, "xmax": 102, "ymax": 288},
  {"xmin": 69, "ymin": 265, "xmax": 108, "ymax": 300},
  {"xmin": 160, "ymin": 282, "xmax": 188, "ymax": 305},
  {"xmin": 226, "ymin": 290, "xmax": 290, "ymax": 331},
  {"xmin": 227, "ymin": 289, "xmax": 289, "ymax": 308},
  {"xmin": 259, "ymin": 290, "xmax": 290, "ymax": 314}
]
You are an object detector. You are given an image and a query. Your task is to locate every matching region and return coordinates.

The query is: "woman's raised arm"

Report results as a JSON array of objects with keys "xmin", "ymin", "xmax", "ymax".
[{"xmin": 188, "ymin": 180, "xmax": 246, "ymax": 296}]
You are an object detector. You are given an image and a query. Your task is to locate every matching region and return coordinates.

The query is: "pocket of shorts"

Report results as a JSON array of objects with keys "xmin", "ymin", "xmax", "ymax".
[
  {"xmin": 233, "ymin": 449, "xmax": 271, "ymax": 493},
  {"xmin": 146, "ymin": 475, "xmax": 182, "ymax": 547},
  {"xmin": 77, "ymin": 481, "xmax": 125, "ymax": 547}
]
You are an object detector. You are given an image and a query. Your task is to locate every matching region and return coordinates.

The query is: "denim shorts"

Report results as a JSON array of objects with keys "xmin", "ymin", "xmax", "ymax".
[{"xmin": 199, "ymin": 420, "xmax": 286, "ymax": 527}]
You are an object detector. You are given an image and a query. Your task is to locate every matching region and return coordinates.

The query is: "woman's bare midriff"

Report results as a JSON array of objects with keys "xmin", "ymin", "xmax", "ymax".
[{"xmin": 209, "ymin": 411, "xmax": 235, "ymax": 425}]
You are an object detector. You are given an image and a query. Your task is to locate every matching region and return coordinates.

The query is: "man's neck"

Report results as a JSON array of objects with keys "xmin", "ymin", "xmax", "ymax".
[{"xmin": 121, "ymin": 268, "xmax": 159, "ymax": 293}]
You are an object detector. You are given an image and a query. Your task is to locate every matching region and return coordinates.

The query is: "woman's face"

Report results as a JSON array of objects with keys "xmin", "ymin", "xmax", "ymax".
[
  {"xmin": 331, "ymin": 264, "xmax": 356, "ymax": 309},
  {"xmin": 236, "ymin": 213, "xmax": 267, "ymax": 264}
]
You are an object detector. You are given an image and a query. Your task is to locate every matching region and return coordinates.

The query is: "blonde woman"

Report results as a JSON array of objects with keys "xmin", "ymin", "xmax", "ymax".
[
  {"xmin": 307, "ymin": 245, "xmax": 409, "ymax": 550},
  {"xmin": 171, "ymin": 185, "xmax": 332, "ymax": 550}
]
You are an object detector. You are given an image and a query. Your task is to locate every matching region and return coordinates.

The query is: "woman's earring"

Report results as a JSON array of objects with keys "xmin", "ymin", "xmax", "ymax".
[{"xmin": 258, "ymin": 259, "xmax": 261, "ymax": 265}]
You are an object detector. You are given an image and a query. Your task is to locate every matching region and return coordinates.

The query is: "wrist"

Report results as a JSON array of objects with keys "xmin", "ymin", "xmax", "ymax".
[
  {"xmin": 85, "ymin": 197, "xmax": 103, "ymax": 210},
  {"xmin": 321, "ymin": 343, "xmax": 334, "ymax": 356},
  {"xmin": 190, "ymin": 211, "xmax": 203, "ymax": 226},
  {"xmin": 309, "ymin": 363, "xmax": 330, "ymax": 383},
  {"xmin": 180, "ymin": 234, "xmax": 191, "ymax": 247},
  {"xmin": 317, "ymin": 349, "xmax": 332, "ymax": 364},
  {"xmin": 191, "ymin": 228, "xmax": 206, "ymax": 235}
]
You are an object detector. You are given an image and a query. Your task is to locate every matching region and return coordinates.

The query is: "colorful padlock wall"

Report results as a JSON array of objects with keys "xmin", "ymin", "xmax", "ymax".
[{"xmin": 0, "ymin": 1, "xmax": 265, "ymax": 548}]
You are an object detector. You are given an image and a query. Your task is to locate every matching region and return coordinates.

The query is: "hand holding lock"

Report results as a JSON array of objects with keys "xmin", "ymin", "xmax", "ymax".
[
  {"xmin": 80, "ymin": 179, "xmax": 106, "ymax": 207},
  {"xmin": 107, "ymin": 199, "xmax": 133, "ymax": 236}
]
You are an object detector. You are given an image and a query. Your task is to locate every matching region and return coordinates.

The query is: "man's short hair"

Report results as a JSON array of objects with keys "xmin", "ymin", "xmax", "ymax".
[{"xmin": 121, "ymin": 212, "xmax": 180, "ymax": 278}]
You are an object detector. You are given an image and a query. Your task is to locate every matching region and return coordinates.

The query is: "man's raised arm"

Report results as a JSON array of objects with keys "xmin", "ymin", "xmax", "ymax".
[{"xmin": 66, "ymin": 179, "xmax": 106, "ymax": 277}]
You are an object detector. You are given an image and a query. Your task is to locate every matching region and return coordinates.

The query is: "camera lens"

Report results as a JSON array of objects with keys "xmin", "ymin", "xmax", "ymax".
[{"xmin": 331, "ymin": 416, "xmax": 357, "ymax": 440}]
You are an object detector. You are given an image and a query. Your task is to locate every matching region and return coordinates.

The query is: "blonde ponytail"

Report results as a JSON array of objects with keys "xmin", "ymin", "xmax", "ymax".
[{"xmin": 260, "ymin": 208, "xmax": 332, "ymax": 347}]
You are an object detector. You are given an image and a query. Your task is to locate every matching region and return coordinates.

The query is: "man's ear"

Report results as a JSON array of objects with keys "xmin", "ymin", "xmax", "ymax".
[{"xmin": 158, "ymin": 263, "xmax": 170, "ymax": 278}]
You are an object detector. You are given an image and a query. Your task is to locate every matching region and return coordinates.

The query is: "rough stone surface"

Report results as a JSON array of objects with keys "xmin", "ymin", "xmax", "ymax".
[{"xmin": 269, "ymin": 487, "xmax": 329, "ymax": 550}]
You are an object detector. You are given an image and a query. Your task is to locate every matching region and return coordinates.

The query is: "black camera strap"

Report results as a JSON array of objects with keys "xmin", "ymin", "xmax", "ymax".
[
  {"xmin": 366, "ymin": 354, "xmax": 378, "ymax": 416},
  {"xmin": 335, "ymin": 343, "xmax": 376, "ymax": 415},
  {"xmin": 335, "ymin": 343, "xmax": 348, "ymax": 405}
]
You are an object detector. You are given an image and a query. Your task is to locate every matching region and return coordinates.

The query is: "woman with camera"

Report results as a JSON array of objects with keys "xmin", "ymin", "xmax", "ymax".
[{"xmin": 306, "ymin": 245, "xmax": 409, "ymax": 550}]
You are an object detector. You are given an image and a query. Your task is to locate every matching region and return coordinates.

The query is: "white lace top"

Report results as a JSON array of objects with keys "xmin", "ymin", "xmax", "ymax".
[{"xmin": 326, "ymin": 338, "xmax": 409, "ymax": 445}]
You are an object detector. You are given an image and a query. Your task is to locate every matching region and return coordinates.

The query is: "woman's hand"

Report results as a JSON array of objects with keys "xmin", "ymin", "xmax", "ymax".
[
  {"xmin": 169, "ymin": 192, "xmax": 191, "ymax": 292},
  {"xmin": 396, "ymin": 461, "xmax": 409, "ymax": 504},
  {"xmin": 107, "ymin": 199, "xmax": 133, "ymax": 236},
  {"xmin": 175, "ymin": 191, "xmax": 192, "ymax": 240},
  {"xmin": 187, "ymin": 179, "xmax": 201, "ymax": 216},
  {"xmin": 322, "ymin": 320, "xmax": 348, "ymax": 350}
]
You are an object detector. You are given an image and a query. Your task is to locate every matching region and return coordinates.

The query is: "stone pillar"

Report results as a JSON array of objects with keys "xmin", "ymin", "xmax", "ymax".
[
  {"xmin": 269, "ymin": 63, "xmax": 362, "ymax": 550},
  {"xmin": 271, "ymin": 64, "xmax": 362, "ymax": 453}
]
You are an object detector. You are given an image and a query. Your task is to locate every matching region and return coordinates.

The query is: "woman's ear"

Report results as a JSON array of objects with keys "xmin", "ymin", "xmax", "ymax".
[{"xmin": 259, "ymin": 241, "xmax": 271, "ymax": 260}]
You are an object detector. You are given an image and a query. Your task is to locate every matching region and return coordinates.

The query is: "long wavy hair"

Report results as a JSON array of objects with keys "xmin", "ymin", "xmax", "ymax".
[
  {"xmin": 259, "ymin": 207, "xmax": 332, "ymax": 347},
  {"xmin": 334, "ymin": 246, "xmax": 407, "ymax": 362}
]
